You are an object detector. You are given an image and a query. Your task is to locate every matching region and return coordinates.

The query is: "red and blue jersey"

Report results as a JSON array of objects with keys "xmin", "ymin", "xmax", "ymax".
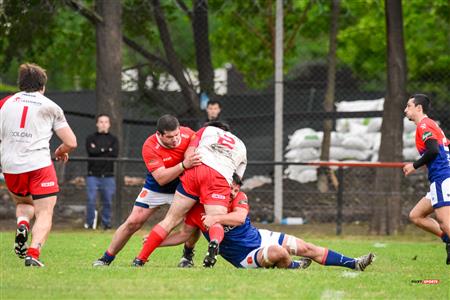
[
  {"xmin": 185, "ymin": 192, "xmax": 261, "ymax": 268},
  {"xmin": 415, "ymin": 117, "xmax": 450, "ymax": 182},
  {"xmin": 141, "ymin": 126, "xmax": 194, "ymax": 193}
]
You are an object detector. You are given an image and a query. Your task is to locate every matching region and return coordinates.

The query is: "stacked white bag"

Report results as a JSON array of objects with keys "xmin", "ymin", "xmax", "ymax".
[{"xmin": 285, "ymin": 98, "xmax": 419, "ymax": 183}]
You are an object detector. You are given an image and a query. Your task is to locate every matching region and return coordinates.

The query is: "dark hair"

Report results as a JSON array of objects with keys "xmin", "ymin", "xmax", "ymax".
[
  {"xmin": 96, "ymin": 114, "xmax": 111, "ymax": 122},
  {"xmin": 411, "ymin": 94, "xmax": 431, "ymax": 114},
  {"xmin": 18, "ymin": 63, "xmax": 47, "ymax": 92},
  {"xmin": 204, "ymin": 121, "xmax": 230, "ymax": 132},
  {"xmin": 157, "ymin": 114, "xmax": 179, "ymax": 134},
  {"xmin": 207, "ymin": 100, "xmax": 222, "ymax": 108},
  {"xmin": 232, "ymin": 173, "xmax": 243, "ymax": 186}
]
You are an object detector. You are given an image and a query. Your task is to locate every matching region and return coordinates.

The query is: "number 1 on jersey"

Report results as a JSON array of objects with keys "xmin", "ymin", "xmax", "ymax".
[{"xmin": 20, "ymin": 106, "xmax": 29, "ymax": 128}]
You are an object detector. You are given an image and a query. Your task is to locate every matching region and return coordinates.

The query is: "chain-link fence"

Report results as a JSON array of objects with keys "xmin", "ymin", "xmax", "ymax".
[{"xmin": 1, "ymin": 1, "xmax": 449, "ymax": 234}]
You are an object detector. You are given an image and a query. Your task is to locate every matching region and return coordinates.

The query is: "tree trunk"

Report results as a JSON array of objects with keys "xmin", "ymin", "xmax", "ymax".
[
  {"xmin": 318, "ymin": 0, "xmax": 340, "ymax": 193},
  {"xmin": 152, "ymin": 0, "xmax": 201, "ymax": 117},
  {"xmin": 192, "ymin": 0, "xmax": 216, "ymax": 99},
  {"xmin": 370, "ymin": 0, "xmax": 407, "ymax": 235},
  {"xmin": 95, "ymin": 0, "xmax": 123, "ymax": 153}
]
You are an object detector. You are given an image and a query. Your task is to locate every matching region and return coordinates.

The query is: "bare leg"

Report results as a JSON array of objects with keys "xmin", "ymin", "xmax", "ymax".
[
  {"xmin": 409, "ymin": 197, "xmax": 443, "ymax": 237},
  {"xmin": 282, "ymin": 235, "xmax": 326, "ymax": 264},
  {"xmin": 29, "ymin": 196, "xmax": 57, "ymax": 252},
  {"xmin": 13, "ymin": 194, "xmax": 35, "ymax": 221},
  {"xmin": 256, "ymin": 245, "xmax": 292, "ymax": 268},
  {"xmin": 136, "ymin": 192, "xmax": 197, "ymax": 262},
  {"xmin": 435, "ymin": 206, "xmax": 450, "ymax": 238},
  {"xmin": 107, "ymin": 206, "xmax": 158, "ymax": 255}
]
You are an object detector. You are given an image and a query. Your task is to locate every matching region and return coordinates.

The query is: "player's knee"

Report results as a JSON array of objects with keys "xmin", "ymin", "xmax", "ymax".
[
  {"xmin": 125, "ymin": 217, "xmax": 145, "ymax": 232},
  {"xmin": 268, "ymin": 245, "xmax": 289, "ymax": 262},
  {"xmin": 408, "ymin": 210, "xmax": 420, "ymax": 224},
  {"xmin": 438, "ymin": 221, "xmax": 450, "ymax": 234}
]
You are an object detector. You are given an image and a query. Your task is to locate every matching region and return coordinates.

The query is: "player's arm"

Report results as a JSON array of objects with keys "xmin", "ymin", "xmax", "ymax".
[
  {"xmin": 413, "ymin": 139, "xmax": 439, "ymax": 169},
  {"xmin": 404, "ymin": 139, "xmax": 439, "ymax": 176},
  {"xmin": 202, "ymin": 207, "xmax": 248, "ymax": 228},
  {"xmin": 151, "ymin": 152, "xmax": 200, "ymax": 185},
  {"xmin": 54, "ymin": 126, "xmax": 77, "ymax": 162},
  {"xmin": 159, "ymin": 223, "xmax": 197, "ymax": 247}
]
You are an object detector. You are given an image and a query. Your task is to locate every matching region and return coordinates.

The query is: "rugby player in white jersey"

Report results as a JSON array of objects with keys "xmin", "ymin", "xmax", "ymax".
[
  {"xmin": 133, "ymin": 121, "xmax": 247, "ymax": 266},
  {"xmin": 0, "ymin": 63, "xmax": 77, "ymax": 267}
]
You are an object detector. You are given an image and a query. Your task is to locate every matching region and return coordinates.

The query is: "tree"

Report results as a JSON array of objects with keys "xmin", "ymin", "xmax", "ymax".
[
  {"xmin": 95, "ymin": 0, "xmax": 123, "ymax": 147},
  {"xmin": 317, "ymin": 0, "xmax": 340, "ymax": 193},
  {"xmin": 370, "ymin": 0, "xmax": 407, "ymax": 235}
]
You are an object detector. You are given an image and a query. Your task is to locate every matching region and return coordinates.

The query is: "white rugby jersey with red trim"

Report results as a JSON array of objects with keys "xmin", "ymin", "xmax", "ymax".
[
  {"xmin": 190, "ymin": 126, "xmax": 247, "ymax": 184},
  {"xmin": 0, "ymin": 91, "xmax": 69, "ymax": 173}
]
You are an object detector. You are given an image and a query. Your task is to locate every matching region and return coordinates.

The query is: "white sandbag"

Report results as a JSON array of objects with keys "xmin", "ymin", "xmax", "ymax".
[
  {"xmin": 287, "ymin": 168, "xmax": 318, "ymax": 184},
  {"xmin": 335, "ymin": 98, "xmax": 384, "ymax": 112},
  {"xmin": 403, "ymin": 147, "xmax": 419, "ymax": 160},
  {"xmin": 367, "ymin": 118, "xmax": 382, "ymax": 132},
  {"xmin": 330, "ymin": 147, "xmax": 371, "ymax": 161},
  {"xmin": 285, "ymin": 147, "xmax": 319, "ymax": 162},
  {"xmin": 284, "ymin": 165, "xmax": 318, "ymax": 176},
  {"xmin": 404, "ymin": 118, "xmax": 416, "ymax": 133},
  {"xmin": 403, "ymin": 131, "xmax": 416, "ymax": 147},
  {"xmin": 335, "ymin": 98, "xmax": 384, "ymax": 133},
  {"xmin": 330, "ymin": 132, "xmax": 344, "ymax": 146},
  {"xmin": 371, "ymin": 132, "xmax": 382, "ymax": 151},
  {"xmin": 287, "ymin": 128, "xmax": 323, "ymax": 149},
  {"xmin": 241, "ymin": 175, "xmax": 272, "ymax": 191},
  {"xmin": 341, "ymin": 134, "xmax": 372, "ymax": 150}
]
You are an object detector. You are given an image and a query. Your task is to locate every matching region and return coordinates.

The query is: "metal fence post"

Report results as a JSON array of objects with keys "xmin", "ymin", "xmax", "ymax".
[
  {"xmin": 336, "ymin": 167, "xmax": 344, "ymax": 235},
  {"xmin": 114, "ymin": 159, "xmax": 123, "ymax": 228}
]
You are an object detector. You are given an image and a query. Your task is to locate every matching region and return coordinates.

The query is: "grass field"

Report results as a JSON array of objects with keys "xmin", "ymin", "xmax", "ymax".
[{"xmin": 0, "ymin": 227, "xmax": 448, "ymax": 299}]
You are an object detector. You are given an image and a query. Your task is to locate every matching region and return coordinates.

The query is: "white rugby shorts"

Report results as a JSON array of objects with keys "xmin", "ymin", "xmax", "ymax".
[{"xmin": 134, "ymin": 188, "xmax": 174, "ymax": 209}]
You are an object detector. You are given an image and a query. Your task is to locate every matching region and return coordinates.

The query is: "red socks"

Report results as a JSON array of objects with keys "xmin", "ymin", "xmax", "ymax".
[
  {"xmin": 17, "ymin": 217, "xmax": 30, "ymax": 230},
  {"xmin": 208, "ymin": 223, "xmax": 224, "ymax": 243},
  {"xmin": 27, "ymin": 247, "xmax": 40, "ymax": 259},
  {"xmin": 137, "ymin": 224, "xmax": 168, "ymax": 261}
]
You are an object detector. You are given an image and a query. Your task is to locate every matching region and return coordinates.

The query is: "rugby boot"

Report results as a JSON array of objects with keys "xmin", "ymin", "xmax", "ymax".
[
  {"xmin": 24, "ymin": 256, "xmax": 45, "ymax": 267},
  {"xmin": 14, "ymin": 224, "xmax": 29, "ymax": 259},
  {"xmin": 354, "ymin": 253, "xmax": 375, "ymax": 271},
  {"xmin": 92, "ymin": 256, "xmax": 111, "ymax": 267},
  {"xmin": 203, "ymin": 240, "xmax": 219, "ymax": 268},
  {"xmin": 178, "ymin": 248, "xmax": 195, "ymax": 268},
  {"xmin": 131, "ymin": 257, "xmax": 145, "ymax": 267},
  {"xmin": 292, "ymin": 258, "xmax": 312, "ymax": 269}
]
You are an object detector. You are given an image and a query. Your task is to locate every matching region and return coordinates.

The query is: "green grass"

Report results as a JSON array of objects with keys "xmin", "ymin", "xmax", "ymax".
[{"xmin": 0, "ymin": 228, "xmax": 449, "ymax": 299}]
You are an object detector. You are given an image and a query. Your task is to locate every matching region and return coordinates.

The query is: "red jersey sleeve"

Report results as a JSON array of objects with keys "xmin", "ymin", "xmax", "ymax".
[
  {"xmin": 142, "ymin": 141, "xmax": 164, "ymax": 173},
  {"xmin": 417, "ymin": 120, "xmax": 438, "ymax": 144},
  {"xmin": 230, "ymin": 192, "xmax": 249, "ymax": 211},
  {"xmin": 189, "ymin": 127, "xmax": 206, "ymax": 147}
]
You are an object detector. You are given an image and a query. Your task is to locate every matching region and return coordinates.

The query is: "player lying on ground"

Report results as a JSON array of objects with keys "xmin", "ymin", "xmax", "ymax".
[
  {"xmin": 92, "ymin": 115, "xmax": 201, "ymax": 266},
  {"xmin": 159, "ymin": 175, "xmax": 374, "ymax": 270},
  {"xmin": 403, "ymin": 94, "xmax": 450, "ymax": 265}
]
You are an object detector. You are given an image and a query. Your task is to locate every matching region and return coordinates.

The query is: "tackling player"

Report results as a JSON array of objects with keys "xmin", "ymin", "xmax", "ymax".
[
  {"xmin": 0, "ymin": 63, "xmax": 77, "ymax": 267},
  {"xmin": 133, "ymin": 121, "xmax": 247, "ymax": 266},
  {"xmin": 160, "ymin": 174, "xmax": 374, "ymax": 271},
  {"xmin": 92, "ymin": 115, "xmax": 201, "ymax": 266},
  {"xmin": 403, "ymin": 94, "xmax": 450, "ymax": 264}
]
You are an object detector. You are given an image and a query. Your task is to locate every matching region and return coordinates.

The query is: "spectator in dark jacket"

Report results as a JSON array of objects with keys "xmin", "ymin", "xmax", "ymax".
[{"xmin": 85, "ymin": 114, "xmax": 118, "ymax": 230}]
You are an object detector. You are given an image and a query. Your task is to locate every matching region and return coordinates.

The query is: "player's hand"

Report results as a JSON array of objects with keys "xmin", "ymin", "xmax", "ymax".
[
  {"xmin": 183, "ymin": 153, "xmax": 202, "ymax": 169},
  {"xmin": 55, "ymin": 146, "xmax": 69, "ymax": 163},
  {"xmin": 202, "ymin": 215, "xmax": 219, "ymax": 229},
  {"xmin": 403, "ymin": 163, "xmax": 415, "ymax": 176}
]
